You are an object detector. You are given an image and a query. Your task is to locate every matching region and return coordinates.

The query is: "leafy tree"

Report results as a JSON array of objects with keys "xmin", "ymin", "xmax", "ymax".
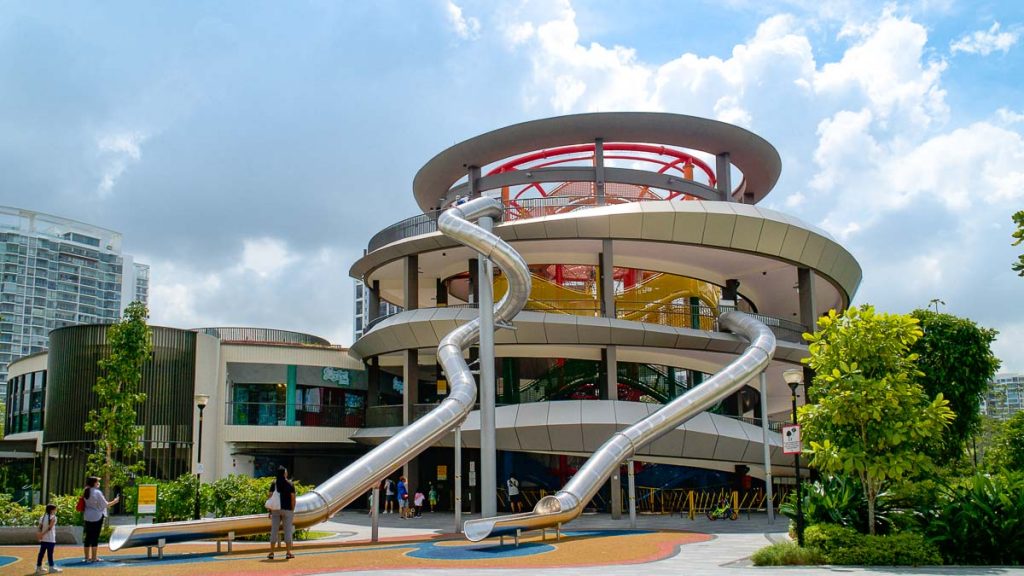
[
  {"xmin": 1013, "ymin": 210, "xmax": 1024, "ymax": 276},
  {"xmin": 800, "ymin": 305, "xmax": 954, "ymax": 534},
  {"xmin": 910, "ymin": 310, "xmax": 999, "ymax": 462},
  {"xmin": 83, "ymin": 301, "xmax": 153, "ymax": 494},
  {"xmin": 989, "ymin": 411, "xmax": 1024, "ymax": 471}
]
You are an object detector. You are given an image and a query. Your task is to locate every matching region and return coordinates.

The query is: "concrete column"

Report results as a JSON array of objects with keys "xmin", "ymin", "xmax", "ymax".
[
  {"xmin": 436, "ymin": 278, "xmax": 448, "ymax": 307},
  {"xmin": 716, "ymin": 152, "xmax": 732, "ymax": 202},
  {"xmin": 627, "ymin": 459, "xmax": 637, "ymax": 528},
  {"xmin": 595, "ymin": 138, "xmax": 606, "ymax": 205},
  {"xmin": 602, "ymin": 346, "xmax": 618, "ymax": 401},
  {"xmin": 367, "ymin": 357, "xmax": 380, "ymax": 408},
  {"xmin": 759, "ymin": 371, "xmax": 775, "ymax": 524},
  {"xmin": 667, "ymin": 365, "xmax": 677, "ymax": 399},
  {"xmin": 402, "ymin": 348, "xmax": 419, "ymax": 484},
  {"xmin": 478, "ymin": 211, "xmax": 497, "ymax": 519},
  {"xmin": 798, "ymin": 267, "xmax": 817, "ymax": 401},
  {"xmin": 600, "ymin": 239, "xmax": 614, "ymax": 317},
  {"xmin": 403, "ymin": 256, "xmax": 419, "ymax": 311},
  {"xmin": 367, "ymin": 280, "xmax": 380, "ymax": 322},
  {"xmin": 610, "ymin": 465, "xmax": 622, "ymax": 519}
]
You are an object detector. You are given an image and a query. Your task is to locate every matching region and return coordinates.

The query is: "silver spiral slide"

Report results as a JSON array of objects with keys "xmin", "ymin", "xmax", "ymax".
[
  {"xmin": 110, "ymin": 197, "xmax": 531, "ymax": 550},
  {"xmin": 463, "ymin": 311, "xmax": 776, "ymax": 542}
]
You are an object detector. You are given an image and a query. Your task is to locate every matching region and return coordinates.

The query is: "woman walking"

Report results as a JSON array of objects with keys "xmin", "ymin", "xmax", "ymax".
[
  {"xmin": 267, "ymin": 466, "xmax": 296, "ymax": 560},
  {"xmin": 82, "ymin": 476, "xmax": 119, "ymax": 563}
]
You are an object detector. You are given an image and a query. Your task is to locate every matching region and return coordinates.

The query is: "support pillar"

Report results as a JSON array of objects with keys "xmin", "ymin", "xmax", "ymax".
[
  {"xmin": 402, "ymin": 348, "xmax": 419, "ymax": 484},
  {"xmin": 468, "ymin": 258, "xmax": 478, "ymax": 304},
  {"xmin": 478, "ymin": 209, "xmax": 497, "ymax": 519},
  {"xmin": 403, "ymin": 256, "xmax": 419, "ymax": 311},
  {"xmin": 759, "ymin": 371, "xmax": 775, "ymax": 524},
  {"xmin": 367, "ymin": 280, "xmax": 381, "ymax": 323},
  {"xmin": 627, "ymin": 459, "xmax": 637, "ymax": 528},
  {"xmin": 286, "ymin": 365, "xmax": 297, "ymax": 426},
  {"xmin": 454, "ymin": 427, "xmax": 462, "ymax": 533},
  {"xmin": 600, "ymin": 239, "xmax": 614, "ymax": 317},
  {"xmin": 367, "ymin": 357, "xmax": 380, "ymax": 408},
  {"xmin": 667, "ymin": 365, "xmax": 677, "ymax": 399},
  {"xmin": 716, "ymin": 152, "xmax": 732, "ymax": 202},
  {"xmin": 602, "ymin": 346, "xmax": 618, "ymax": 401},
  {"xmin": 798, "ymin": 267, "xmax": 817, "ymax": 400},
  {"xmin": 595, "ymin": 138, "xmax": 606, "ymax": 205},
  {"xmin": 610, "ymin": 464, "xmax": 622, "ymax": 519},
  {"xmin": 436, "ymin": 278, "xmax": 448, "ymax": 307}
]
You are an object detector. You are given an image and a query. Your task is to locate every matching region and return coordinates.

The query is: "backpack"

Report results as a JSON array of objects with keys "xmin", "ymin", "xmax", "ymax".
[{"xmin": 75, "ymin": 496, "xmax": 86, "ymax": 512}]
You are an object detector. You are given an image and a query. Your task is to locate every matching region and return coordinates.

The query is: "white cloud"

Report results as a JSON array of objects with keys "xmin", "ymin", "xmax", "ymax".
[
  {"xmin": 996, "ymin": 107, "xmax": 1024, "ymax": 125},
  {"xmin": 950, "ymin": 22, "xmax": 1020, "ymax": 56},
  {"xmin": 237, "ymin": 237, "xmax": 298, "ymax": 278},
  {"xmin": 445, "ymin": 0, "xmax": 481, "ymax": 41},
  {"xmin": 96, "ymin": 130, "xmax": 147, "ymax": 197}
]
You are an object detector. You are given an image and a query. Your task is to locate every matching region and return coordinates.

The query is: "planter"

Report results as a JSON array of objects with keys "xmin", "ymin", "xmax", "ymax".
[{"xmin": 0, "ymin": 525, "xmax": 82, "ymax": 545}]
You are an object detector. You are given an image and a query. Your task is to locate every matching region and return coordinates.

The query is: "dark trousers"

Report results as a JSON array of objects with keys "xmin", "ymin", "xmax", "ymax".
[
  {"xmin": 37, "ymin": 541, "xmax": 55, "ymax": 566},
  {"xmin": 83, "ymin": 519, "xmax": 103, "ymax": 547}
]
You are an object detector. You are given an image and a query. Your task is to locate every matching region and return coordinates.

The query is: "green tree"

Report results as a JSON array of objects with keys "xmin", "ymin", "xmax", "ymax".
[
  {"xmin": 910, "ymin": 309, "xmax": 999, "ymax": 463},
  {"xmin": 989, "ymin": 411, "xmax": 1024, "ymax": 471},
  {"xmin": 83, "ymin": 301, "xmax": 153, "ymax": 494},
  {"xmin": 800, "ymin": 305, "xmax": 954, "ymax": 534},
  {"xmin": 1013, "ymin": 210, "xmax": 1024, "ymax": 276}
]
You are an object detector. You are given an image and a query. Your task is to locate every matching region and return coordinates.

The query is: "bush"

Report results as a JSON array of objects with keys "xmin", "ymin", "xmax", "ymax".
[
  {"xmin": 154, "ymin": 474, "xmax": 202, "ymax": 523},
  {"xmin": 49, "ymin": 494, "xmax": 83, "ymax": 527},
  {"xmin": 828, "ymin": 532, "xmax": 941, "ymax": 566},
  {"xmin": 780, "ymin": 475, "xmax": 892, "ymax": 534},
  {"xmin": 804, "ymin": 523, "xmax": 860, "ymax": 557},
  {"xmin": 925, "ymin": 472, "xmax": 1024, "ymax": 565},
  {"xmin": 0, "ymin": 493, "xmax": 44, "ymax": 526},
  {"xmin": 751, "ymin": 541, "xmax": 826, "ymax": 566}
]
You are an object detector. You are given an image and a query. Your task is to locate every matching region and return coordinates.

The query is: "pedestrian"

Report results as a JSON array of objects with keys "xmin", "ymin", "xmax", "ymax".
[
  {"xmin": 383, "ymin": 477, "xmax": 394, "ymax": 514},
  {"xmin": 428, "ymin": 483, "xmax": 438, "ymax": 512},
  {"xmin": 413, "ymin": 490, "xmax": 425, "ymax": 518},
  {"xmin": 267, "ymin": 466, "xmax": 296, "ymax": 560},
  {"xmin": 507, "ymin": 475, "xmax": 522, "ymax": 513},
  {"xmin": 81, "ymin": 476, "xmax": 119, "ymax": 563},
  {"xmin": 397, "ymin": 476, "xmax": 409, "ymax": 519},
  {"xmin": 35, "ymin": 503, "xmax": 62, "ymax": 575}
]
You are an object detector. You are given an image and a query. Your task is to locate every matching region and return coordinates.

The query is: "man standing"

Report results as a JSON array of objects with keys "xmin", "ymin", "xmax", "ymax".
[{"xmin": 507, "ymin": 475, "xmax": 522, "ymax": 513}]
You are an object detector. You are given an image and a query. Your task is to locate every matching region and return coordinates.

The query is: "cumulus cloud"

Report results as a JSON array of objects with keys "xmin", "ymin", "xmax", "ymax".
[
  {"xmin": 950, "ymin": 22, "xmax": 1020, "ymax": 55},
  {"xmin": 446, "ymin": 0, "xmax": 481, "ymax": 40},
  {"xmin": 96, "ymin": 130, "xmax": 147, "ymax": 197}
]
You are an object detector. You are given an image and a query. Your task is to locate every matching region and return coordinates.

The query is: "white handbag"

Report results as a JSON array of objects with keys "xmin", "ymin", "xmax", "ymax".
[{"xmin": 265, "ymin": 489, "xmax": 281, "ymax": 511}]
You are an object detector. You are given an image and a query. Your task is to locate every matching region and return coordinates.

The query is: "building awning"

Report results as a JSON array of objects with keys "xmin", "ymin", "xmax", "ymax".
[{"xmin": 0, "ymin": 439, "xmax": 39, "ymax": 459}]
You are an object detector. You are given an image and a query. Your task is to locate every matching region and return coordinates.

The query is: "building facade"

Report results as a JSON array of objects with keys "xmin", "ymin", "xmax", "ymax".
[
  {"xmin": 352, "ymin": 279, "xmax": 402, "ymax": 341},
  {"xmin": 4, "ymin": 326, "xmax": 367, "ymax": 497},
  {"xmin": 985, "ymin": 372, "xmax": 1024, "ymax": 420},
  {"xmin": 348, "ymin": 112, "xmax": 862, "ymax": 506},
  {"xmin": 0, "ymin": 206, "xmax": 149, "ymax": 394}
]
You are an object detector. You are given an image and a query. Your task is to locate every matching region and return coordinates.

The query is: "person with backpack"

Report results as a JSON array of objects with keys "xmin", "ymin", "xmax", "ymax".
[
  {"xmin": 507, "ymin": 475, "xmax": 522, "ymax": 513},
  {"xmin": 35, "ymin": 503, "xmax": 62, "ymax": 575},
  {"xmin": 382, "ymin": 477, "xmax": 395, "ymax": 514},
  {"xmin": 81, "ymin": 476, "xmax": 118, "ymax": 563}
]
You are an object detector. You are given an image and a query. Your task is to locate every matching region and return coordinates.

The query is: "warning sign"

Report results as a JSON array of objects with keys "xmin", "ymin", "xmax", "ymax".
[
  {"xmin": 782, "ymin": 424, "xmax": 802, "ymax": 455},
  {"xmin": 137, "ymin": 484, "xmax": 158, "ymax": 515}
]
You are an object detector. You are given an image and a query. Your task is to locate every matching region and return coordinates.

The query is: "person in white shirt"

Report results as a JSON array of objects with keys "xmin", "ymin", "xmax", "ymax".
[
  {"xmin": 35, "ymin": 503, "xmax": 62, "ymax": 574},
  {"xmin": 383, "ymin": 478, "xmax": 395, "ymax": 514},
  {"xmin": 81, "ymin": 476, "xmax": 119, "ymax": 563},
  {"xmin": 507, "ymin": 475, "xmax": 522, "ymax": 513}
]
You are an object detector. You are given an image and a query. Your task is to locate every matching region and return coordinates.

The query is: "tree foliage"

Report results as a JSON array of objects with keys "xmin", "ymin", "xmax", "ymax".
[
  {"xmin": 83, "ymin": 301, "xmax": 153, "ymax": 492},
  {"xmin": 988, "ymin": 411, "xmax": 1024, "ymax": 471},
  {"xmin": 800, "ymin": 305, "xmax": 954, "ymax": 534},
  {"xmin": 1013, "ymin": 210, "xmax": 1024, "ymax": 276},
  {"xmin": 910, "ymin": 309, "xmax": 999, "ymax": 462}
]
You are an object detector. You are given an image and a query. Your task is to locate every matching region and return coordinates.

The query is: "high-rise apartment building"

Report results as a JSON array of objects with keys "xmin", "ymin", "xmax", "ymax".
[
  {"xmin": 984, "ymin": 372, "xmax": 1024, "ymax": 420},
  {"xmin": 0, "ymin": 206, "xmax": 149, "ymax": 393},
  {"xmin": 352, "ymin": 279, "xmax": 401, "ymax": 341}
]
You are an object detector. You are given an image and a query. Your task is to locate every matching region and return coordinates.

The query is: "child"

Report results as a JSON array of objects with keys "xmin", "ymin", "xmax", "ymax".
[
  {"xmin": 428, "ymin": 483, "xmax": 438, "ymax": 512},
  {"xmin": 413, "ymin": 490, "xmax": 425, "ymax": 518},
  {"xmin": 36, "ymin": 503, "xmax": 62, "ymax": 574}
]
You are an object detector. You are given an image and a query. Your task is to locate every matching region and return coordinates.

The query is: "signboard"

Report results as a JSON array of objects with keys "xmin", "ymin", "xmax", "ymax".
[
  {"xmin": 436, "ymin": 378, "xmax": 447, "ymax": 395},
  {"xmin": 437, "ymin": 465, "xmax": 448, "ymax": 481},
  {"xmin": 322, "ymin": 367, "xmax": 351, "ymax": 387},
  {"xmin": 782, "ymin": 424, "xmax": 802, "ymax": 455},
  {"xmin": 137, "ymin": 484, "xmax": 158, "ymax": 515}
]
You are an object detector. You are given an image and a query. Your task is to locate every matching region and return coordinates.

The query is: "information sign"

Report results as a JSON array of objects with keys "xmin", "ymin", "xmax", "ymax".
[
  {"xmin": 137, "ymin": 484, "xmax": 158, "ymax": 515},
  {"xmin": 782, "ymin": 424, "xmax": 802, "ymax": 455}
]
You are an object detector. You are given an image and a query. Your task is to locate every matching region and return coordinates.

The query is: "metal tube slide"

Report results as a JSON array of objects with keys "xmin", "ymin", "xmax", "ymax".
[
  {"xmin": 463, "ymin": 311, "xmax": 775, "ymax": 541},
  {"xmin": 110, "ymin": 197, "xmax": 530, "ymax": 550}
]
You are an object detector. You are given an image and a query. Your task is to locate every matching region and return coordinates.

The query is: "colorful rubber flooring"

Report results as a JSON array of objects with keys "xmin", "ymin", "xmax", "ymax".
[{"xmin": 0, "ymin": 529, "xmax": 711, "ymax": 575}]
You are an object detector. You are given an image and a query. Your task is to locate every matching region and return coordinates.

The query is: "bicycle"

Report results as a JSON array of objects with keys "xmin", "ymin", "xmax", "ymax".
[{"xmin": 706, "ymin": 498, "xmax": 738, "ymax": 521}]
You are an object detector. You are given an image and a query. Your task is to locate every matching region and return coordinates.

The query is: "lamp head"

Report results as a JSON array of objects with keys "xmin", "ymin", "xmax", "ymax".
[
  {"xmin": 783, "ymin": 368, "xmax": 804, "ymax": 392},
  {"xmin": 194, "ymin": 394, "xmax": 210, "ymax": 409}
]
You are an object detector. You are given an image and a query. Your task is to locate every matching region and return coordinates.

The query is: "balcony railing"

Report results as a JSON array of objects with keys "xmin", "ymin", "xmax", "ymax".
[
  {"xmin": 361, "ymin": 302, "xmax": 807, "ymax": 344},
  {"xmin": 226, "ymin": 402, "xmax": 364, "ymax": 428}
]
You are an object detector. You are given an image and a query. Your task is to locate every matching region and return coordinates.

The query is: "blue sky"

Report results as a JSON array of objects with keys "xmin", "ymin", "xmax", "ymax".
[{"xmin": 2, "ymin": 0, "xmax": 1023, "ymax": 372}]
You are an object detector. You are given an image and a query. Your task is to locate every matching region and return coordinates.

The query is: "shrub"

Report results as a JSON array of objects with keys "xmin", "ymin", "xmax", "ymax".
[
  {"xmin": 925, "ymin": 472, "xmax": 1024, "ymax": 565},
  {"xmin": 155, "ymin": 474, "xmax": 203, "ymax": 523},
  {"xmin": 49, "ymin": 494, "xmax": 83, "ymax": 527},
  {"xmin": 0, "ymin": 493, "xmax": 44, "ymax": 526},
  {"xmin": 751, "ymin": 541, "xmax": 826, "ymax": 566},
  {"xmin": 828, "ymin": 532, "xmax": 941, "ymax": 566},
  {"xmin": 780, "ymin": 475, "xmax": 892, "ymax": 533},
  {"xmin": 804, "ymin": 523, "xmax": 860, "ymax": 557}
]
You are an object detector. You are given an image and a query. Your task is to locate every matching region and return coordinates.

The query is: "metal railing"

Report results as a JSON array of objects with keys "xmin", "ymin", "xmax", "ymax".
[{"xmin": 226, "ymin": 402, "xmax": 365, "ymax": 428}]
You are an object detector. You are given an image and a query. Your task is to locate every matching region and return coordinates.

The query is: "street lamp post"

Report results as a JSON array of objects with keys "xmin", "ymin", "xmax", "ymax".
[
  {"xmin": 783, "ymin": 368, "xmax": 805, "ymax": 547},
  {"xmin": 194, "ymin": 394, "xmax": 209, "ymax": 520}
]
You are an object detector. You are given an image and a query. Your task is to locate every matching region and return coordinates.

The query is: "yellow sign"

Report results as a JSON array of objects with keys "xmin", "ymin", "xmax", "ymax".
[
  {"xmin": 437, "ymin": 465, "xmax": 448, "ymax": 481},
  {"xmin": 137, "ymin": 484, "xmax": 157, "ymax": 515},
  {"xmin": 437, "ymin": 378, "xmax": 448, "ymax": 395}
]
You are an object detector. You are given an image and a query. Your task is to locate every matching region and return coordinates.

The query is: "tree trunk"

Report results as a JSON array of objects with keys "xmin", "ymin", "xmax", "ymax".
[{"xmin": 866, "ymin": 484, "xmax": 876, "ymax": 535}]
